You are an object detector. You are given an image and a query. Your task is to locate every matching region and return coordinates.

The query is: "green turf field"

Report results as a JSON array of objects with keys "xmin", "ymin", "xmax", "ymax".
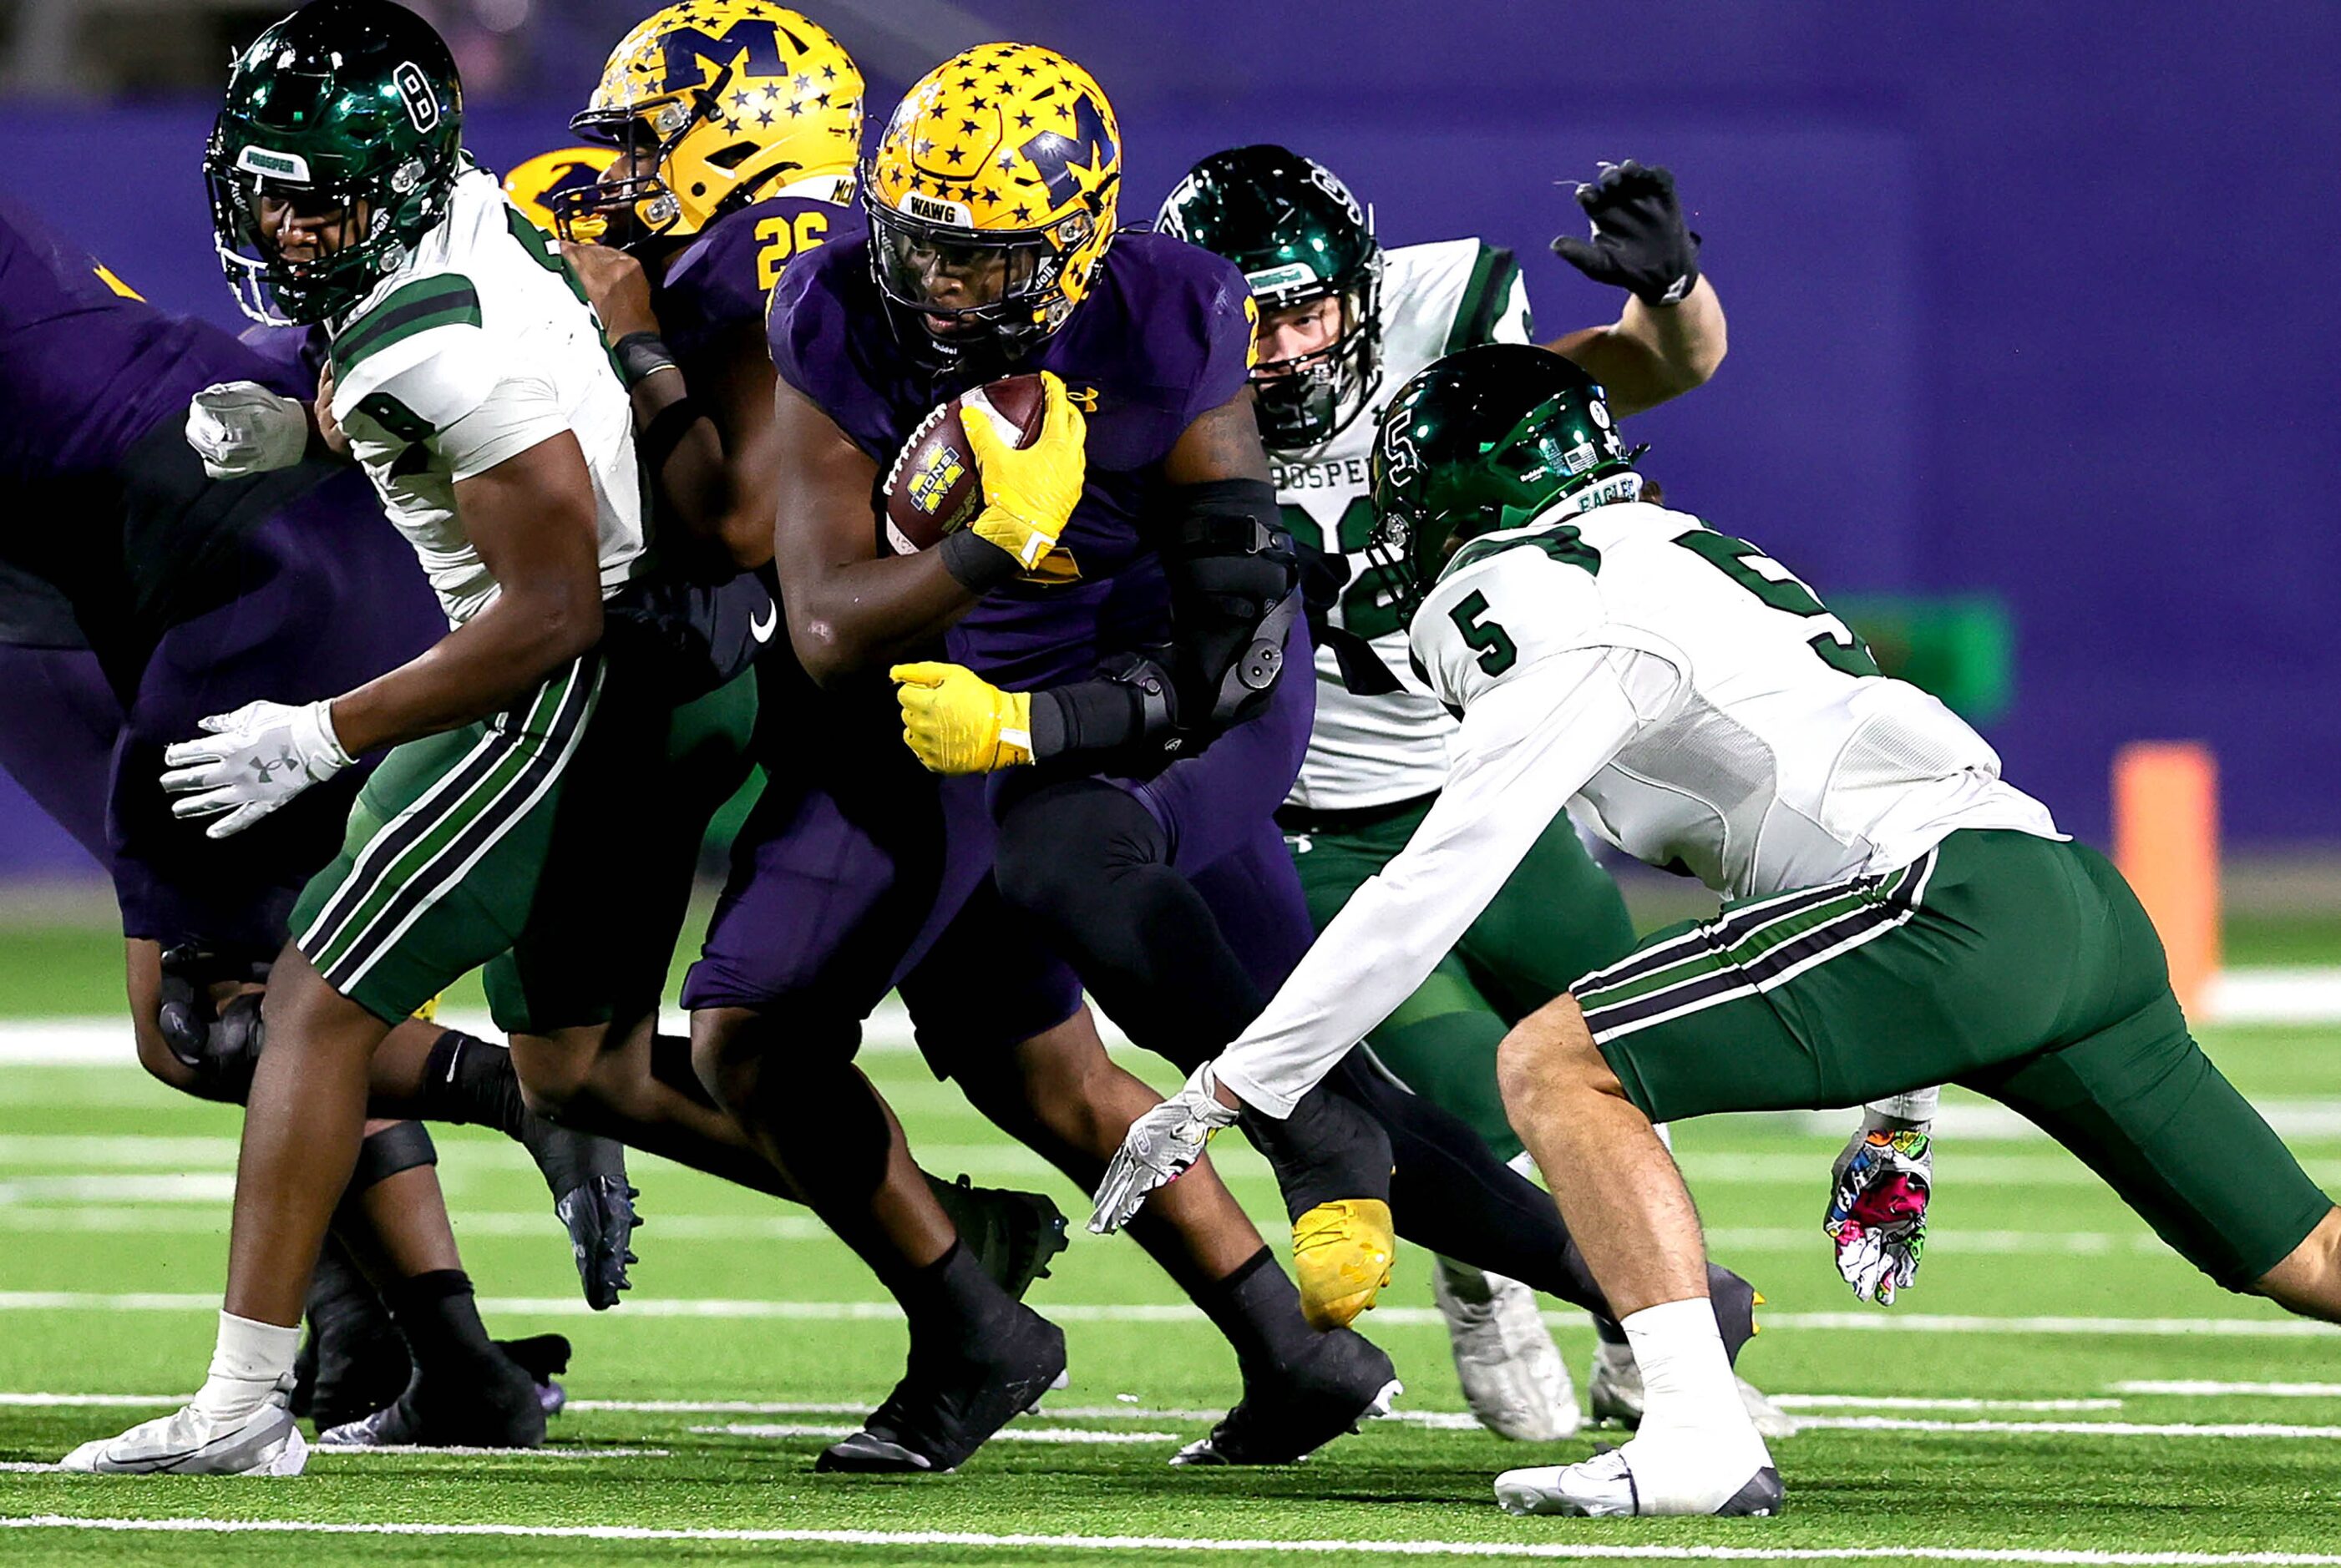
[{"xmin": 2, "ymin": 906, "xmax": 2338, "ymax": 1564}]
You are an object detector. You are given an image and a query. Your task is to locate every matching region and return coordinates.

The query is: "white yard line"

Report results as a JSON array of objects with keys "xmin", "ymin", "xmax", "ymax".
[
  {"xmin": 0, "ymin": 1291, "xmax": 2328, "ymax": 1338},
  {"xmin": 5, "ymin": 1515, "xmax": 2341, "ymax": 1564},
  {"xmin": 693, "ymin": 1422, "xmax": 1182, "ymax": 1444},
  {"xmin": 1, "ymin": 969, "xmax": 2336, "ymax": 1069},
  {"xmin": 1771, "ymin": 1396, "xmax": 2124, "ymax": 1412},
  {"xmin": 2111, "ymin": 1381, "xmax": 2341, "ymax": 1398},
  {"xmin": 1795, "ymin": 1416, "xmax": 2341, "ymax": 1439},
  {"xmin": 0, "ymin": 1449, "xmax": 668, "ymax": 1473}
]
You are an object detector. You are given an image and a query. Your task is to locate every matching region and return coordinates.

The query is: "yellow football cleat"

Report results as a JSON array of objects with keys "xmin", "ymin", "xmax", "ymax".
[{"xmin": 1291, "ymin": 1197, "xmax": 1396, "ymax": 1331}]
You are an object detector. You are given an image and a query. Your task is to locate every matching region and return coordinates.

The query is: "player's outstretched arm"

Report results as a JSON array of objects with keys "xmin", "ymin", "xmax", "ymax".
[
  {"xmin": 1545, "ymin": 160, "xmax": 1727, "ymax": 417},
  {"xmin": 771, "ymin": 377, "xmax": 1016, "ymax": 685},
  {"xmin": 327, "ymin": 431, "xmax": 605, "ymax": 755}
]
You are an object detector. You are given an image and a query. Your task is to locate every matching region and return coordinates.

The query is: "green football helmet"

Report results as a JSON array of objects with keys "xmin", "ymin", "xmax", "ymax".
[
  {"xmin": 1158, "ymin": 144, "xmax": 1382, "ymax": 450},
  {"xmin": 205, "ymin": 0, "xmax": 464, "ymax": 325},
  {"xmin": 1366, "ymin": 343, "xmax": 1645, "ymax": 623}
]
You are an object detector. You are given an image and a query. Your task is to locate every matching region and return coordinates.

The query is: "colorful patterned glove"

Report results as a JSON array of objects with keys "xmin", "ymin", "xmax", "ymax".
[
  {"xmin": 965, "ymin": 369, "xmax": 1088, "ymax": 569},
  {"xmin": 1825, "ymin": 1125, "xmax": 1933, "ymax": 1305},
  {"xmin": 889, "ymin": 661, "xmax": 1034, "ymax": 774}
]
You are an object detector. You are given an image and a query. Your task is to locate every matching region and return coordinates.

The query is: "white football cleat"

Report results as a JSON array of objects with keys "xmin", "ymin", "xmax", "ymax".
[
  {"xmin": 1588, "ymin": 1339, "xmax": 1798, "ymax": 1439},
  {"xmin": 59, "ymin": 1398, "xmax": 307, "ymax": 1476},
  {"xmin": 1495, "ymin": 1432, "xmax": 1782, "ymax": 1518},
  {"xmin": 1432, "ymin": 1257, "xmax": 1579, "ymax": 1440}
]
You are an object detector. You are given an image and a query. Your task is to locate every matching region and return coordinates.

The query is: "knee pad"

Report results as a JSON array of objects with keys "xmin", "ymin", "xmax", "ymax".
[{"xmin": 349, "ymin": 1120, "xmax": 437, "ymax": 1193}]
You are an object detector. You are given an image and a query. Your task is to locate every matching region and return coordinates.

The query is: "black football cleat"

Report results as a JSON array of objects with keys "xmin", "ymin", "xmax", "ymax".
[
  {"xmin": 816, "ymin": 1303, "xmax": 1067, "ymax": 1474},
  {"xmin": 1172, "ymin": 1324, "xmax": 1401, "ymax": 1466},
  {"xmin": 291, "ymin": 1240, "xmax": 413, "ymax": 1431},
  {"xmin": 495, "ymin": 1333, "xmax": 573, "ymax": 1419},
  {"xmin": 926, "ymin": 1173, "xmax": 1071, "ymax": 1302},
  {"xmin": 519, "ymin": 1106, "xmax": 638, "ymax": 1309},
  {"xmin": 317, "ymin": 1343, "xmax": 548, "ymax": 1450}
]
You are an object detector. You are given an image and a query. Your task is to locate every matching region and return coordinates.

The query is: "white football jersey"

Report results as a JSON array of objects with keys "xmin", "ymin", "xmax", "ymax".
[
  {"xmin": 1215, "ymin": 494, "xmax": 2060, "ymax": 1118},
  {"xmin": 1412, "ymin": 498, "xmax": 2060, "ymax": 898},
  {"xmin": 329, "ymin": 164, "xmax": 645, "ymax": 625},
  {"xmin": 1274, "ymin": 238, "xmax": 1531, "ymax": 812}
]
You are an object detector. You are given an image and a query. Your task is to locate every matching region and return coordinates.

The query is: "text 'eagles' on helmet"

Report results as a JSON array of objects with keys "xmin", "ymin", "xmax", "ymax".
[
  {"xmin": 561, "ymin": 2, "xmax": 863, "ymax": 250},
  {"xmin": 1159, "ymin": 144, "xmax": 1382, "ymax": 449},
  {"xmin": 864, "ymin": 43, "xmax": 1121, "ymax": 363},
  {"xmin": 1366, "ymin": 343, "xmax": 1644, "ymax": 624},
  {"xmin": 204, "ymin": 0, "xmax": 464, "ymax": 325}
]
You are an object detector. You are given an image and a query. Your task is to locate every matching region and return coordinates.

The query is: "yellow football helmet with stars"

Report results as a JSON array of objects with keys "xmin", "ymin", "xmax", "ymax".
[
  {"xmin": 559, "ymin": 1, "xmax": 863, "ymax": 250},
  {"xmin": 864, "ymin": 42, "xmax": 1120, "ymax": 360},
  {"xmin": 503, "ymin": 146, "xmax": 619, "ymax": 238}
]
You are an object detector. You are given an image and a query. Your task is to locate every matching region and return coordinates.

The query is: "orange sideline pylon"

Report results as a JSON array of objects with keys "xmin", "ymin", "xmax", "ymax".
[{"xmin": 2112, "ymin": 741, "xmax": 2220, "ymax": 1016}]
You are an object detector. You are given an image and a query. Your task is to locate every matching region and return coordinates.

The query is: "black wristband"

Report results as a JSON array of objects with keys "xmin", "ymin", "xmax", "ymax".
[
  {"xmin": 613, "ymin": 331, "xmax": 678, "ymax": 389},
  {"xmin": 1028, "ymin": 688, "xmax": 1070, "ymax": 759},
  {"xmin": 937, "ymin": 526, "xmax": 1021, "ymax": 590}
]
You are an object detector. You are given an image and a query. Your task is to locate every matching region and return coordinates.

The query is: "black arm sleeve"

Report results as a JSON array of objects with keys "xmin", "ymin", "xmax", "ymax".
[{"xmin": 1028, "ymin": 478, "xmax": 1297, "ymax": 764}]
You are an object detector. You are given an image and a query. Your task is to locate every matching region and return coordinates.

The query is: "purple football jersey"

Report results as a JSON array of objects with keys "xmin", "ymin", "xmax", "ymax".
[
  {"xmin": 658, "ymin": 195, "xmax": 845, "ymax": 374},
  {"xmin": 768, "ymin": 220, "xmax": 1256, "ymax": 687},
  {"xmin": 0, "ymin": 192, "xmax": 304, "ymax": 486}
]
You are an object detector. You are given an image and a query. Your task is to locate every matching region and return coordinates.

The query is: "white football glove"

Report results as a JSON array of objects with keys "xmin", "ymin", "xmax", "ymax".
[
  {"xmin": 1089, "ymin": 1061, "xmax": 1239, "ymax": 1234},
  {"xmin": 1824, "ymin": 1116, "xmax": 1934, "ymax": 1306},
  {"xmin": 185, "ymin": 381, "xmax": 309, "ymax": 478},
  {"xmin": 160, "ymin": 699, "xmax": 353, "ymax": 839}
]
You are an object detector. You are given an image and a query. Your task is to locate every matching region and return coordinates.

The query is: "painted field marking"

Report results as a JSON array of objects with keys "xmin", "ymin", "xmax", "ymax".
[
  {"xmin": 0, "ymin": 1206, "xmax": 2202, "ymax": 1258},
  {"xmin": 695, "ymin": 1422, "xmax": 1181, "ymax": 1445},
  {"xmin": 1771, "ymin": 1396, "xmax": 2124, "ymax": 1412},
  {"xmin": 0, "ymin": 1448, "xmax": 668, "ymax": 1474},
  {"xmin": 1796, "ymin": 1416, "xmax": 2341, "ymax": 1439},
  {"xmin": 2112, "ymin": 1381, "xmax": 2341, "ymax": 1399},
  {"xmin": 0, "ymin": 1176, "xmax": 234, "ymax": 1206},
  {"xmin": 8, "ymin": 1515, "xmax": 2341, "ymax": 1563},
  {"xmin": 0, "ymin": 1292, "xmax": 2328, "ymax": 1338}
]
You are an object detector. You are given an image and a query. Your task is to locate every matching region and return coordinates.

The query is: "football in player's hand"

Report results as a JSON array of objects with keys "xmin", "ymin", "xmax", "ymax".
[{"xmin": 881, "ymin": 373, "xmax": 1046, "ymax": 555}]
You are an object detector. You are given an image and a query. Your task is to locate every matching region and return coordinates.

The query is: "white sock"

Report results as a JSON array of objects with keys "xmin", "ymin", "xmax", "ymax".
[
  {"xmin": 189, "ymin": 1310, "xmax": 300, "ymax": 1422},
  {"xmin": 1619, "ymin": 1297, "xmax": 1752, "ymax": 1437}
]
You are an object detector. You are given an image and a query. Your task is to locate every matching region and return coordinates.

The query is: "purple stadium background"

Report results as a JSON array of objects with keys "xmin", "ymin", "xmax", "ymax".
[{"xmin": 3, "ymin": 0, "xmax": 2335, "ymax": 878}]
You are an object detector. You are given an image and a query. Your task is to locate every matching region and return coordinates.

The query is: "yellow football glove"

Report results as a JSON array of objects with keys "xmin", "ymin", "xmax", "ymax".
[
  {"xmin": 1292, "ymin": 1197, "xmax": 1397, "ymax": 1331},
  {"xmin": 962, "ymin": 369, "xmax": 1088, "ymax": 570},
  {"xmin": 890, "ymin": 661, "xmax": 1035, "ymax": 774}
]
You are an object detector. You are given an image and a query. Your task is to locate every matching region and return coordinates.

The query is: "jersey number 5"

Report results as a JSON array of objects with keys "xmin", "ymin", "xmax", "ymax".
[
  {"xmin": 1450, "ymin": 589, "xmax": 1520, "ymax": 675},
  {"xmin": 1675, "ymin": 531, "xmax": 1881, "ymax": 679}
]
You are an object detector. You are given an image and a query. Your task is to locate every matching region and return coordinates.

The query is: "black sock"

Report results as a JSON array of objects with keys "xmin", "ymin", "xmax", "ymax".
[
  {"xmin": 889, "ymin": 1240, "xmax": 1011, "ymax": 1345},
  {"xmin": 418, "ymin": 1029, "xmax": 526, "ymax": 1139},
  {"xmin": 1189, "ymin": 1247, "xmax": 1318, "ymax": 1370},
  {"xmin": 1244, "ymin": 1081, "xmax": 1396, "ymax": 1217},
  {"xmin": 384, "ymin": 1269, "xmax": 500, "ymax": 1369}
]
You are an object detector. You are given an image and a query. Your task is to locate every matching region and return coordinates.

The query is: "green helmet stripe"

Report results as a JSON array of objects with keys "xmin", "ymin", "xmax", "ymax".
[
  {"xmin": 1445, "ymin": 242, "xmax": 1517, "ymax": 355},
  {"xmin": 335, "ymin": 276, "xmax": 481, "ymax": 371}
]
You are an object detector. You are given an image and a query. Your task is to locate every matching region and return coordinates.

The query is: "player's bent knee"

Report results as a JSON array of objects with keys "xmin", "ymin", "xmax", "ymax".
[
  {"xmin": 1496, "ymin": 994, "xmax": 1607, "ymax": 1104},
  {"xmin": 2256, "ymin": 1206, "xmax": 2341, "ymax": 1322}
]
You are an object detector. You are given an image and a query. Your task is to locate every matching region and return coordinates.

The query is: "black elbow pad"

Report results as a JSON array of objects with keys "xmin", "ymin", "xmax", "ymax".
[{"xmin": 1161, "ymin": 478, "xmax": 1300, "ymax": 732}]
